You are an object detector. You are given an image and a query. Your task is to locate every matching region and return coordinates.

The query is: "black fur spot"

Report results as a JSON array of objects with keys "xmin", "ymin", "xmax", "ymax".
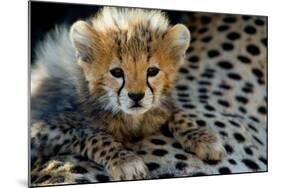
[
  {"xmin": 244, "ymin": 147, "xmax": 253, "ymax": 155},
  {"xmin": 146, "ymin": 162, "xmax": 160, "ymax": 171},
  {"xmin": 172, "ymin": 142, "xmax": 183, "ymax": 149},
  {"xmin": 175, "ymin": 154, "xmax": 188, "ymax": 160},
  {"xmin": 198, "ymin": 27, "xmax": 208, "ymax": 34},
  {"xmin": 208, "ymin": 49, "xmax": 220, "ymax": 58},
  {"xmin": 224, "ymin": 144, "xmax": 233, "ymax": 154},
  {"xmin": 182, "ymin": 104, "xmax": 195, "ymax": 109},
  {"xmin": 179, "ymin": 67, "xmax": 189, "ymax": 74},
  {"xmin": 219, "ymin": 167, "xmax": 231, "ymax": 174},
  {"xmin": 193, "ymin": 172, "xmax": 207, "ymax": 176},
  {"xmin": 258, "ymin": 106, "xmax": 267, "ymax": 114},
  {"xmin": 228, "ymin": 159, "xmax": 237, "ymax": 165},
  {"xmin": 176, "ymin": 85, "xmax": 188, "ymax": 91},
  {"xmin": 202, "ymin": 72, "xmax": 214, "ymax": 79},
  {"xmin": 103, "ymin": 141, "xmax": 111, "ymax": 146},
  {"xmin": 198, "ymin": 81, "xmax": 211, "ymax": 85},
  {"xmin": 175, "ymin": 162, "xmax": 187, "ymax": 170},
  {"xmin": 96, "ymin": 174, "xmax": 110, "ymax": 182},
  {"xmin": 178, "ymin": 98, "xmax": 190, "ymax": 103},
  {"xmin": 244, "ymin": 25, "xmax": 257, "ymax": 34},
  {"xmin": 213, "ymin": 91, "xmax": 223, "ymax": 96},
  {"xmin": 235, "ymin": 96, "xmax": 248, "ymax": 104},
  {"xmin": 247, "ymin": 44, "xmax": 260, "ymax": 55},
  {"xmin": 242, "ymin": 159, "xmax": 260, "ymax": 170},
  {"xmin": 218, "ymin": 99, "xmax": 230, "ymax": 107},
  {"xmin": 199, "ymin": 95, "xmax": 209, "ymax": 100},
  {"xmin": 238, "ymin": 55, "xmax": 251, "ymax": 64},
  {"xmin": 205, "ymin": 104, "xmax": 215, "ymax": 111},
  {"xmin": 215, "ymin": 121, "xmax": 226, "ymax": 128},
  {"xmin": 100, "ymin": 150, "xmax": 107, "ymax": 157},
  {"xmin": 36, "ymin": 175, "xmax": 52, "ymax": 184},
  {"xmin": 177, "ymin": 93, "xmax": 189, "ymax": 98},
  {"xmin": 258, "ymin": 79, "xmax": 265, "ymax": 85},
  {"xmin": 242, "ymin": 87, "xmax": 253, "ymax": 93},
  {"xmin": 255, "ymin": 19, "xmax": 265, "ymax": 26},
  {"xmin": 188, "ymin": 56, "xmax": 200, "ymax": 63},
  {"xmin": 227, "ymin": 32, "xmax": 240, "ymax": 40},
  {"xmin": 217, "ymin": 61, "xmax": 233, "ymax": 70},
  {"xmin": 203, "ymin": 160, "xmax": 220, "ymax": 165},
  {"xmin": 198, "ymin": 88, "xmax": 208, "ymax": 93},
  {"xmin": 152, "ymin": 149, "xmax": 168, "ymax": 156},
  {"xmin": 234, "ymin": 132, "xmax": 246, "ymax": 142},
  {"xmin": 218, "ymin": 25, "xmax": 230, "ymax": 32},
  {"xmin": 186, "ymin": 75, "xmax": 195, "ymax": 81},
  {"xmin": 200, "ymin": 16, "xmax": 212, "ymax": 24},
  {"xmin": 238, "ymin": 106, "xmax": 247, "ymax": 113},
  {"xmin": 229, "ymin": 120, "xmax": 240, "ymax": 127},
  {"xmin": 252, "ymin": 135, "xmax": 264, "ymax": 145},
  {"xmin": 204, "ymin": 113, "xmax": 216, "ymax": 118},
  {"xmin": 150, "ymin": 138, "xmax": 166, "ymax": 145},
  {"xmin": 223, "ymin": 16, "xmax": 236, "ymax": 23},
  {"xmin": 202, "ymin": 36, "xmax": 212, "ymax": 42},
  {"xmin": 249, "ymin": 116, "xmax": 260, "ymax": 123},
  {"xmin": 227, "ymin": 72, "xmax": 242, "ymax": 80},
  {"xmin": 248, "ymin": 124, "xmax": 258, "ymax": 133},
  {"xmin": 261, "ymin": 38, "xmax": 267, "ymax": 47},
  {"xmin": 252, "ymin": 68, "xmax": 264, "ymax": 78},
  {"xmin": 219, "ymin": 131, "xmax": 228, "ymax": 137},
  {"xmin": 222, "ymin": 42, "xmax": 234, "ymax": 51},
  {"xmin": 219, "ymin": 83, "xmax": 231, "ymax": 90},
  {"xmin": 242, "ymin": 15, "xmax": 251, "ymax": 20},
  {"xmin": 70, "ymin": 166, "xmax": 88, "ymax": 174},
  {"xmin": 136, "ymin": 150, "xmax": 147, "ymax": 155},
  {"xmin": 259, "ymin": 156, "xmax": 267, "ymax": 165},
  {"xmin": 196, "ymin": 119, "xmax": 206, "ymax": 127}
]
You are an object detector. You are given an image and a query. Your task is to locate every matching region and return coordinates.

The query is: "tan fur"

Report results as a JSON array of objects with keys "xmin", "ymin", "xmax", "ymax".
[{"xmin": 70, "ymin": 8, "xmax": 190, "ymax": 142}]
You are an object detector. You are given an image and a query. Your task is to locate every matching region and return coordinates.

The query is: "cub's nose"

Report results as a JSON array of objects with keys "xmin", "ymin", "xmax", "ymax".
[{"xmin": 128, "ymin": 92, "xmax": 145, "ymax": 102}]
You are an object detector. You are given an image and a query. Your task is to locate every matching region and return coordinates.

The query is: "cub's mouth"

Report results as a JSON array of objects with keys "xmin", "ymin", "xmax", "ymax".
[{"xmin": 131, "ymin": 103, "xmax": 142, "ymax": 108}]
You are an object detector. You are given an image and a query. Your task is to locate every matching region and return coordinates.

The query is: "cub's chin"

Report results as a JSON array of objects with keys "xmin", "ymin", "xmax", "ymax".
[{"xmin": 121, "ymin": 105, "xmax": 151, "ymax": 116}]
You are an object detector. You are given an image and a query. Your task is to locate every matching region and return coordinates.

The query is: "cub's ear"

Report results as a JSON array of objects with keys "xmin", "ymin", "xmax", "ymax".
[
  {"xmin": 70, "ymin": 20, "xmax": 95, "ymax": 63},
  {"xmin": 163, "ymin": 24, "xmax": 191, "ymax": 60}
]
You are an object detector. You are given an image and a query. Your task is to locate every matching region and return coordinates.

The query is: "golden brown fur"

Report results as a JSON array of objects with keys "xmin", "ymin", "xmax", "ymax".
[{"xmin": 69, "ymin": 7, "xmax": 190, "ymax": 142}]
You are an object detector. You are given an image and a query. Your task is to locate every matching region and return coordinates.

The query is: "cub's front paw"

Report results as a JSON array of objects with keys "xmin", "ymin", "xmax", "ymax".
[
  {"xmin": 105, "ymin": 150, "xmax": 149, "ymax": 180},
  {"xmin": 183, "ymin": 129, "xmax": 226, "ymax": 161}
]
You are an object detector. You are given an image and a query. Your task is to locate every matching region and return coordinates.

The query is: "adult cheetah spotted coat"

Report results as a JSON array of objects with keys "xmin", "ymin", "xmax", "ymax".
[{"xmin": 30, "ymin": 11, "xmax": 267, "ymax": 186}]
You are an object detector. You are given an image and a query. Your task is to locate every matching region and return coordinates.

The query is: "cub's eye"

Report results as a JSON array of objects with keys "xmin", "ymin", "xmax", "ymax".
[
  {"xmin": 147, "ymin": 67, "xmax": 160, "ymax": 77},
  {"xmin": 110, "ymin": 68, "xmax": 124, "ymax": 78}
]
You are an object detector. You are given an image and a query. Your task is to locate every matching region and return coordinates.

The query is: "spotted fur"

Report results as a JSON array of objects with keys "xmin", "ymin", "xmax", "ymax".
[{"xmin": 30, "ymin": 8, "xmax": 267, "ymax": 187}]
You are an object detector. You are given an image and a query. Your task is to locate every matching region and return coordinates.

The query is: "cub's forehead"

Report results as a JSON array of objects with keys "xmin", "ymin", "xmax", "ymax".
[
  {"xmin": 91, "ymin": 7, "xmax": 170, "ymax": 33},
  {"xmin": 91, "ymin": 8, "xmax": 170, "ymax": 58}
]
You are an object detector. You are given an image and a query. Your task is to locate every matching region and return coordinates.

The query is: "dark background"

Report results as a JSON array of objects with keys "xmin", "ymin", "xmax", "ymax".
[{"xmin": 30, "ymin": 1, "xmax": 188, "ymax": 62}]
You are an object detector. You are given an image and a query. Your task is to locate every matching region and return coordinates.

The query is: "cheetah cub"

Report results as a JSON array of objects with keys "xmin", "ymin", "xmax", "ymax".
[{"xmin": 31, "ymin": 7, "xmax": 225, "ymax": 181}]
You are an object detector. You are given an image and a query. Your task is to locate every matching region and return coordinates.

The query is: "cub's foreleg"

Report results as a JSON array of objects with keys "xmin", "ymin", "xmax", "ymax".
[
  {"xmin": 31, "ymin": 121, "xmax": 149, "ymax": 180},
  {"xmin": 168, "ymin": 109, "xmax": 226, "ymax": 160}
]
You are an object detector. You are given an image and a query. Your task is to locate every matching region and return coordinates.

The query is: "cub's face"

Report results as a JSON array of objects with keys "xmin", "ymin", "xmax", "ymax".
[
  {"xmin": 70, "ymin": 18, "xmax": 190, "ymax": 115},
  {"xmin": 105, "ymin": 56, "xmax": 170, "ymax": 115}
]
